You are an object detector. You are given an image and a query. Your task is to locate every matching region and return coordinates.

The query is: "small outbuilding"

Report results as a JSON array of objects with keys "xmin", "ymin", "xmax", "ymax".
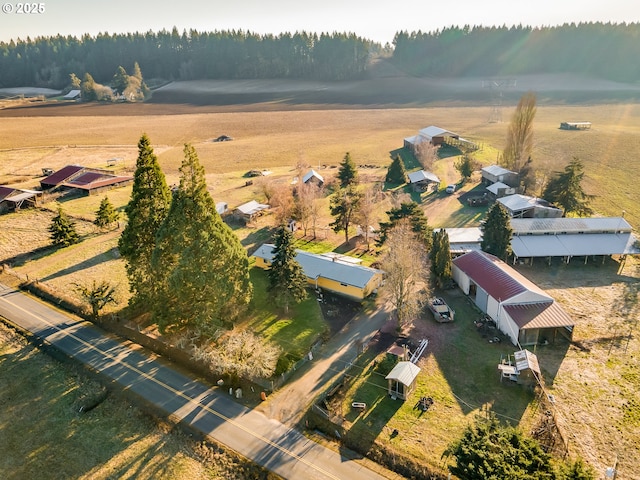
[
  {"xmin": 302, "ymin": 169, "xmax": 324, "ymax": 187},
  {"xmin": 497, "ymin": 194, "xmax": 563, "ymax": 219},
  {"xmin": 560, "ymin": 122, "xmax": 591, "ymax": 130},
  {"xmin": 386, "ymin": 361, "xmax": 421, "ymax": 400},
  {"xmin": 234, "ymin": 200, "xmax": 270, "ymax": 223},
  {"xmin": 481, "ymin": 165, "xmax": 519, "ymax": 187},
  {"xmin": 407, "ymin": 169, "xmax": 440, "ymax": 192}
]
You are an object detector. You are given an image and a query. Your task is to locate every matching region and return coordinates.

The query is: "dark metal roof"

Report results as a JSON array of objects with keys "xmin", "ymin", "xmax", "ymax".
[
  {"xmin": 504, "ymin": 302, "xmax": 574, "ymax": 329},
  {"xmin": 452, "ymin": 250, "xmax": 547, "ymax": 301},
  {"xmin": 40, "ymin": 165, "xmax": 84, "ymax": 187},
  {"xmin": 0, "ymin": 186, "xmax": 16, "ymax": 201},
  {"xmin": 64, "ymin": 175, "xmax": 133, "ymax": 191}
]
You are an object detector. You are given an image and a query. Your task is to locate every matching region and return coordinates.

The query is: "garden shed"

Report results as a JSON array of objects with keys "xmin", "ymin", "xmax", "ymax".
[
  {"xmin": 302, "ymin": 169, "xmax": 324, "ymax": 187},
  {"xmin": 407, "ymin": 169, "xmax": 440, "ymax": 192},
  {"xmin": 385, "ymin": 361, "xmax": 421, "ymax": 400}
]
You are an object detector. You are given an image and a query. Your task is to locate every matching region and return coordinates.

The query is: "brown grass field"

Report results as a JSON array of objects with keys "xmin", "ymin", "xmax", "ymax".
[{"xmin": 1, "ymin": 77, "xmax": 639, "ymax": 477}]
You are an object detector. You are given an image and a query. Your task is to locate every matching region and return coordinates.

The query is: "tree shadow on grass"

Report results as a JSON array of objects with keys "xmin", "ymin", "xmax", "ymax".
[{"xmin": 40, "ymin": 249, "xmax": 120, "ymax": 282}]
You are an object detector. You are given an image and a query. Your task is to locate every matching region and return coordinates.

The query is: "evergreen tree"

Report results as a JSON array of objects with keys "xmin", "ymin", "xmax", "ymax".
[
  {"xmin": 80, "ymin": 72, "xmax": 97, "ymax": 101},
  {"xmin": 49, "ymin": 207, "xmax": 79, "ymax": 247},
  {"xmin": 481, "ymin": 202, "xmax": 513, "ymax": 259},
  {"xmin": 337, "ymin": 152, "xmax": 358, "ymax": 188},
  {"xmin": 386, "ymin": 154, "xmax": 407, "ymax": 184},
  {"xmin": 118, "ymin": 134, "xmax": 171, "ymax": 308},
  {"xmin": 151, "ymin": 143, "xmax": 252, "ymax": 334},
  {"xmin": 94, "ymin": 196, "xmax": 120, "ymax": 230},
  {"xmin": 329, "ymin": 185, "xmax": 362, "ymax": 245},
  {"xmin": 542, "ymin": 158, "xmax": 594, "ymax": 217},
  {"xmin": 377, "ymin": 201, "xmax": 432, "ymax": 248},
  {"xmin": 112, "ymin": 65, "xmax": 129, "ymax": 94},
  {"xmin": 430, "ymin": 229, "xmax": 452, "ymax": 287},
  {"xmin": 445, "ymin": 414, "xmax": 556, "ymax": 480},
  {"xmin": 268, "ymin": 226, "xmax": 308, "ymax": 313},
  {"xmin": 454, "ymin": 155, "xmax": 475, "ymax": 182}
]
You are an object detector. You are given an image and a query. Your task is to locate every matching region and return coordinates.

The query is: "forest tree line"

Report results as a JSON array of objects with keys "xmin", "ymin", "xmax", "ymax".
[
  {"xmin": 0, "ymin": 29, "xmax": 374, "ymax": 89},
  {"xmin": 1, "ymin": 22, "xmax": 639, "ymax": 89},
  {"xmin": 391, "ymin": 22, "xmax": 640, "ymax": 83}
]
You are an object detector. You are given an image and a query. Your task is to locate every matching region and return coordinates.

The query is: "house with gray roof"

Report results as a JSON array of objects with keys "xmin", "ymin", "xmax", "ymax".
[{"xmin": 253, "ymin": 244, "xmax": 384, "ymax": 301}]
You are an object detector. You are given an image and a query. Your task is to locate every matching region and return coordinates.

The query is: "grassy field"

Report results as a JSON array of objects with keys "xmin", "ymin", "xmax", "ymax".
[
  {"xmin": 0, "ymin": 323, "xmax": 275, "ymax": 480},
  {"xmin": 1, "ymin": 98, "xmax": 639, "ymax": 477}
]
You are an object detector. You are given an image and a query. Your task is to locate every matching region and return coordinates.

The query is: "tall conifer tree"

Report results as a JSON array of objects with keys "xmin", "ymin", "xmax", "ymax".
[
  {"xmin": 151, "ymin": 144, "xmax": 252, "ymax": 334},
  {"xmin": 119, "ymin": 134, "xmax": 171, "ymax": 307},
  {"xmin": 481, "ymin": 203, "xmax": 513, "ymax": 260},
  {"xmin": 268, "ymin": 227, "xmax": 308, "ymax": 314},
  {"xmin": 337, "ymin": 152, "xmax": 358, "ymax": 188}
]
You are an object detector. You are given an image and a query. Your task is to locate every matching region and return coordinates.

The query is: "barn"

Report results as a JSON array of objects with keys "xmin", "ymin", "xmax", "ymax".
[
  {"xmin": 404, "ymin": 126, "xmax": 476, "ymax": 150},
  {"xmin": 253, "ymin": 244, "xmax": 384, "ymax": 301},
  {"xmin": 452, "ymin": 250, "xmax": 574, "ymax": 346},
  {"xmin": 0, "ymin": 186, "xmax": 40, "ymax": 213},
  {"xmin": 40, "ymin": 165, "xmax": 133, "ymax": 195}
]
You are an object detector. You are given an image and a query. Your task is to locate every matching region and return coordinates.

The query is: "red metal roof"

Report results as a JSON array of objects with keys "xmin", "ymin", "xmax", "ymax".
[
  {"xmin": 452, "ymin": 250, "xmax": 547, "ymax": 301},
  {"xmin": 40, "ymin": 165, "xmax": 84, "ymax": 187},
  {"xmin": 504, "ymin": 302, "xmax": 574, "ymax": 329}
]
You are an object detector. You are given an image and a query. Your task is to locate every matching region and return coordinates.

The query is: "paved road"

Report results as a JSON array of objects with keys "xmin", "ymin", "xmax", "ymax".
[{"xmin": 0, "ymin": 283, "xmax": 391, "ymax": 480}]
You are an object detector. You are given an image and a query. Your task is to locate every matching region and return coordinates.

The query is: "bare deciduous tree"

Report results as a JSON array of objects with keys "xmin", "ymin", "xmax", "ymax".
[
  {"xmin": 380, "ymin": 221, "xmax": 430, "ymax": 327},
  {"xmin": 269, "ymin": 183, "xmax": 295, "ymax": 226},
  {"xmin": 295, "ymin": 181, "xmax": 322, "ymax": 237},
  {"xmin": 355, "ymin": 183, "xmax": 382, "ymax": 250},
  {"xmin": 415, "ymin": 141, "xmax": 439, "ymax": 171},
  {"xmin": 502, "ymin": 91, "xmax": 537, "ymax": 173}
]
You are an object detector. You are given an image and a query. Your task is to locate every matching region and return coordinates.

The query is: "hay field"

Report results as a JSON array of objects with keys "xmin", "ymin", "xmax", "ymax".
[{"xmin": 2, "ymin": 103, "xmax": 640, "ymax": 227}]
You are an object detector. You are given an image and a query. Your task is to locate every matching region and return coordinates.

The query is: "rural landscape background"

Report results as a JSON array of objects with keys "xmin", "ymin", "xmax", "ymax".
[{"xmin": 1, "ymin": 22, "xmax": 640, "ymax": 480}]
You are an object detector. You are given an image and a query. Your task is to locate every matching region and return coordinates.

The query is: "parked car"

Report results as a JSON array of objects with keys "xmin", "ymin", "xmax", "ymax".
[{"xmin": 445, "ymin": 184, "xmax": 457, "ymax": 194}]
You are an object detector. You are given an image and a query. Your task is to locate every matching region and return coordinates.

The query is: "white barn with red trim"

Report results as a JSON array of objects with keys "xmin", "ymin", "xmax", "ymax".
[{"xmin": 452, "ymin": 250, "xmax": 574, "ymax": 346}]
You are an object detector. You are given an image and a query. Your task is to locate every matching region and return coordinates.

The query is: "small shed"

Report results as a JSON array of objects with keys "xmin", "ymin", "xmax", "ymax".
[
  {"xmin": 407, "ymin": 169, "xmax": 440, "ymax": 192},
  {"xmin": 486, "ymin": 181, "xmax": 515, "ymax": 199},
  {"xmin": 499, "ymin": 349, "xmax": 541, "ymax": 387},
  {"xmin": 215, "ymin": 202, "xmax": 228, "ymax": 216},
  {"xmin": 63, "ymin": 89, "xmax": 81, "ymax": 100},
  {"xmin": 302, "ymin": 169, "xmax": 324, "ymax": 187},
  {"xmin": 385, "ymin": 361, "xmax": 421, "ymax": 400},
  {"xmin": 234, "ymin": 200, "xmax": 269, "ymax": 224},
  {"xmin": 560, "ymin": 122, "xmax": 591, "ymax": 130}
]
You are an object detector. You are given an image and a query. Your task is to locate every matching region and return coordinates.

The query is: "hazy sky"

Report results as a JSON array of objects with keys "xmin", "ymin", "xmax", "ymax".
[{"xmin": 0, "ymin": 0, "xmax": 637, "ymax": 44}]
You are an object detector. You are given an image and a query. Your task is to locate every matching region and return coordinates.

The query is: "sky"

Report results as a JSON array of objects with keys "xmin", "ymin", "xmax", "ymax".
[{"xmin": 0, "ymin": 0, "xmax": 638, "ymax": 44}]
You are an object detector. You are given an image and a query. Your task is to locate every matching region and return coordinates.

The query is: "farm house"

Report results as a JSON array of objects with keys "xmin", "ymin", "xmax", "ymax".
[
  {"xmin": 253, "ymin": 244, "xmax": 383, "ymax": 301},
  {"xmin": 452, "ymin": 250, "xmax": 574, "ymax": 346}
]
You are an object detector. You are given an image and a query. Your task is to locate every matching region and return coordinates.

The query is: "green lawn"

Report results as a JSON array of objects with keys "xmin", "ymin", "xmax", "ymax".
[
  {"xmin": 244, "ymin": 265, "xmax": 326, "ymax": 359},
  {"xmin": 334, "ymin": 291, "xmax": 537, "ymax": 473}
]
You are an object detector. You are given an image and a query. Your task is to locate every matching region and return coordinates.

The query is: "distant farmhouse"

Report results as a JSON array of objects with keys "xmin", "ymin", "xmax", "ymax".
[
  {"xmin": 40, "ymin": 165, "xmax": 133, "ymax": 196},
  {"xmin": 404, "ymin": 125, "xmax": 477, "ymax": 151},
  {"xmin": 253, "ymin": 244, "xmax": 384, "ymax": 301},
  {"xmin": 453, "ymin": 250, "xmax": 574, "ymax": 346}
]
